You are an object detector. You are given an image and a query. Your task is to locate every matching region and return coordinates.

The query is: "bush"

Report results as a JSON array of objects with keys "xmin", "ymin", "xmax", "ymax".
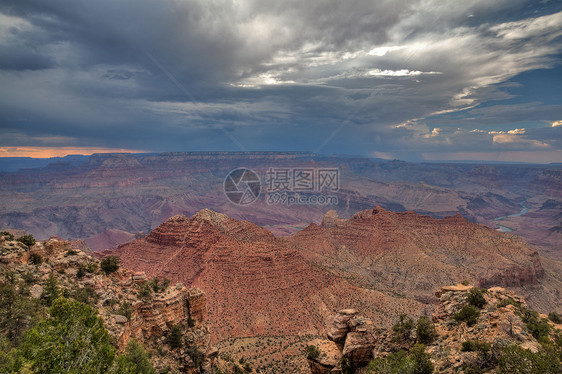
[
  {"xmin": 117, "ymin": 301, "xmax": 133, "ymax": 321},
  {"xmin": 497, "ymin": 297, "xmax": 521, "ymax": 309},
  {"xmin": 392, "ymin": 314, "xmax": 414, "ymax": 342},
  {"xmin": 548, "ymin": 312, "xmax": 561, "ymax": 324},
  {"xmin": 305, "ymin": 345, "xmax": 320, "ymax": 360},
  {"xmin": 461, "ymin": 340, "xmax": 491, "ymax": 353},
  {"xmin": 520, "ymin": 308, "xmax": 550, "ymax": 340},
  {"xmin": 410, "ymin": 344, "xmax": 434, "ymax": 374},
  {"xmin": 0, "ymin": 231, "xmax": 14, "ymax": 240},
  {"xmin": 71, "ymin": 286, "xmax": 99, "ymax": 306},
  {"xmin": 416, "ymin": 316, "xmax": 436, "ymax": 344},
  {"xmin": 498, "ymin": 344, "xmax": 560, "ymax": 373},
  {"xmin": 111, "ymin": 339, "xmax": 155, "ymax": 374},
  {"xmin": 454, "ymin": 305, "xmax": 480, "ymax": 326},
  {"xmin": 468, "ymin": 288, "xmax": 486, "ymax": 309},
  {"xmin": 186, "ymin": 345, "xmax": 204, "ymax": 369},
  {"xmin": 148, "ymin": 277, "xmax": 170, "ymax": 293},
  {"xmin": 17, "ymin": 235, "xmax": 36, "ymax": 247},
  {"xmin": 100, "ymin": 256, "xmax": 120, "ymax": 274},
  {"xmin": 6, "ymin": 298, "xmax": 116, "ymax": 373},
  {"xmin": 76, "ymin": 266, "xmax": 86, "ymax": 278},
  {"xmin": 138, "ymin": 283, "xmax": 153, "ymax": 300},
  {"xmin": 29, "ymin": 253, "xmax": 42, "ymax": 265},
  {"xmin": 86, "ymin": 262, "xmax": 99, "ymax": 273},
  {"xmin": 366, "ymin": 344, "xmax": 433, "ymax": 374},
  {"xmin": 167, "ymin": 324, "xmax": 183, "ymax": 349},
  {"xmin": 64, "ymin": 249, "xmax": 78, "ymax": 257}
]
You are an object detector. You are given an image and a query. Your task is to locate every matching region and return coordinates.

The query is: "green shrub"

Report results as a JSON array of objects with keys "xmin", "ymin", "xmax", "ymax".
[
  {"xmin": 462, "ymin": 340, "xmax": 477, "ymax": 352},
  {"xmin": 305, "ymin": 345, "xmax": 320, "ymax": 360},
  {"xmin": 138, "ymin": 283, "xmax": 153, "ymax": 300},
  {"xmin": 392, "ymin": 314, "xmax": 414, "ymax": 342},
  {"xmin": 497, "ymin": 297, "xmax": 521, "ymax": 309},
  {"xmin": 6, "ymin": 298, "xmax": 116, "ymax": 373},
  {"xmin": 468, "ymin": 288, "xmax": 486, "ymax": 309},
  {"xmin": 166, "ymin": 324, "xmax": 183, "ymax": 349},
  {"xmin": 416, "ymin": 316, "xmax": 436, "ymax": 344},
  {"xmin": 366, "ymin": 344, "xmax": 433, "ymax": 374},
  {"xmin": 548, "ymin": 312, "xmax": 561, "ymax": 324},
  {"xmin": 76, "ymin": 266, "xmax": 86, "ymax": 278},
  {"xmin": 148, "ymin": 277, "xmax": 170, "ymax": 293},
  {"xmin": 17, "ymin": 235, "xmax": 36, "ymax": 247},
  {"xmin": 100, "ymin": 256, "xmax": 120, "ymax": 274},
  {"xmin": 187, "ymin": 316, "xmax": 196, "ymax": 327},
  {"xmin": 498, "ymin": 344, "xmax": 560, "ymax": 373},
  {"xmin": 520, "ymin": 308, "xmax": 550, "ymax": 340},
  {"xmin": 117, "ymin": 301, "xmax": 133, "ymax": 321},
  {"xmin": 111, "ymin": 339, "xmax": 155, "ymax": 374},
  {"xmin": 410, "ymin": 344, "xmax": 434, "ymax": 374},
  {"xmin": 186, "ymin": 345, "xmax": 204, "ymax": 369},
  {"xmin": 0, "ymin": 274, "xmax": 42, "ymax": 345},
  {"xmin": 86, "ymin": 262, "xmax": 99, "ymax": 273},
  {"xmin": 71, "ymin": 286, "xmax": 99, "ymax": 306},
  {"xmin": 29, "ymin": 253, "xmax": 42, "ymax": 265},
  {"xmin": 0, "ymin": 231, "xmax": 14, "ymax": 240},
  {"xmin": 454, "ymin": 305, "xmax": 480, "ymax": 326},
  {"xmin": 65, "ymin": 249, "xmax": 78, "ymax": 257}
]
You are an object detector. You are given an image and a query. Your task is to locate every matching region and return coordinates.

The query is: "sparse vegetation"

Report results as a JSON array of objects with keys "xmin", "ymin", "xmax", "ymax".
[
  {"xmin": 392, "ymin": 314, "xmax": 414, "ymax": 342},
  {"xmin": 519, "ymin": 307, "xmax": 551, "ymax": 341},
  {"xmin": 65, "ymin": 249, "xmax": 78, "ymax": 257},
  {"xmin": 117, "ymin": 301, "xmax": 133, "ymax": 321},
  {"xmin": 17, "ymin": 235, "xmax": 36, "ymax": 247},
  {"xmin": 166, "ymin": 324, "xmax": 183, "ymax": 349},
  {"xmin": 366, "ymin": 344, "xmax": 433, "ymax": 374},
  {"xmin": 454, "ymin": 305, "xmax": 480, "ymax": 326},
  {"xmin": 29, "ymin": 253, "xmax": 42, "ymax": 265},
  {"xmin": 100, "ymin": 256, "xmax": 120, "ymax": 274},
  {"xmin": 498, "ymin": 344, "xmax": 560, "ymax": 373},
  {"xmin": 548, "ymin": 312, "xmax": 561, "ymax": 324},
  {"xmin": 0, "ymin": 231, "xmax": 14, "ymax": 240},
  {"xmin": 305, "ymin": 344, "xmax": 320, "ymax": 360},
  {"xmin": 415, "ymin": 316, "xmax": 436, "ymax": 344},
  {"xmin": 468, "ymin": 288, "xmax": 486, "ymax": 309},
  {"xmin": 111, "ymin": 339, "xmax": 155, "ymax": 374},
  {"xmin": 138, "ymin": 282, "xmax": 153, "ymax": 300},
  {"xmin": 148, "ymin": 277, "xmax": 170, "ymax": 293}
]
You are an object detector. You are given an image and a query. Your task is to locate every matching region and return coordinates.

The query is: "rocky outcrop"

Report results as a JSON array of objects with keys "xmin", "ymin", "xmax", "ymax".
[
  {"xmin": 308, "ymin": 285, "xmax": 561, "ymax": 373},
  {"xmin": 0, "ymin": 237, "xmax": 218, "ymax": 373},
  {"xmin": 308, "ymin": 309, "xmax": 381, "ymax": 372}
]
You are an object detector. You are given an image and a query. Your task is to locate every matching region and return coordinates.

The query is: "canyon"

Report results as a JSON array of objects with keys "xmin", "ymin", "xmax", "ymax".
[{"xmin": 112, "ymin": 207, "xmax": 557, "ymax": 345}]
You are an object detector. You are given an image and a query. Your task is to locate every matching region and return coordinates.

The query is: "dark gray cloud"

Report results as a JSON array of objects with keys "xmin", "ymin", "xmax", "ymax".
[{"xmin": 0, "ymin": 0, "xmax": 561, "ymax": 162}]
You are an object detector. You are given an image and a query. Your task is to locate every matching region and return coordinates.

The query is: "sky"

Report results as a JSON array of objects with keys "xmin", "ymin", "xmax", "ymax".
[{"xmin": 0, "ymin": 0, "xmax": 561, "ymax": 163}]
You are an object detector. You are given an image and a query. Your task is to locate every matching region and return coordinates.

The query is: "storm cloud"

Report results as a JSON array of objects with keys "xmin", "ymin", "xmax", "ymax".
[{"xmin": 1, "ymin": 0, "xmax": 561, "ymax": 162}]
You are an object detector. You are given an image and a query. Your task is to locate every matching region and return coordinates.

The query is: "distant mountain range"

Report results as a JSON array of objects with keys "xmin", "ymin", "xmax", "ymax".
[{"xmin": 0, "ymin": 152, "xmax": 559, "ymax": 257}]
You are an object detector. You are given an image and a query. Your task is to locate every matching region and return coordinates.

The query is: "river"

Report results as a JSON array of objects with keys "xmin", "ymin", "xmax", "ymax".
[{"xmin": 492, "ymin": 200, "xmax": 529, "ymax": 232}]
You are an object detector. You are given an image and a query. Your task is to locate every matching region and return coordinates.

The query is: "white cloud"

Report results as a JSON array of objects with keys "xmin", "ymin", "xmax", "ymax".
[
  {"xmin": 368, "ymin": 69, "xmax": 441, "ymax": 77},
  {"xmin": 367, "ymin": 46, "xmax": 406, "ymax": 56}
]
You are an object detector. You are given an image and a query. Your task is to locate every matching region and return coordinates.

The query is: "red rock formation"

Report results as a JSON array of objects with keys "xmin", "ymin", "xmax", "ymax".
[
  {"xmin": 288, "ymin": 207, "xmax": 544, "ymax": 299},
  {"xmin": 114, "ymin": 207, "xmax": 545, "ymax": 344},
  {"xmin": 114, "ymin": 209, "xmax": 423, "ymax": 341}
]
